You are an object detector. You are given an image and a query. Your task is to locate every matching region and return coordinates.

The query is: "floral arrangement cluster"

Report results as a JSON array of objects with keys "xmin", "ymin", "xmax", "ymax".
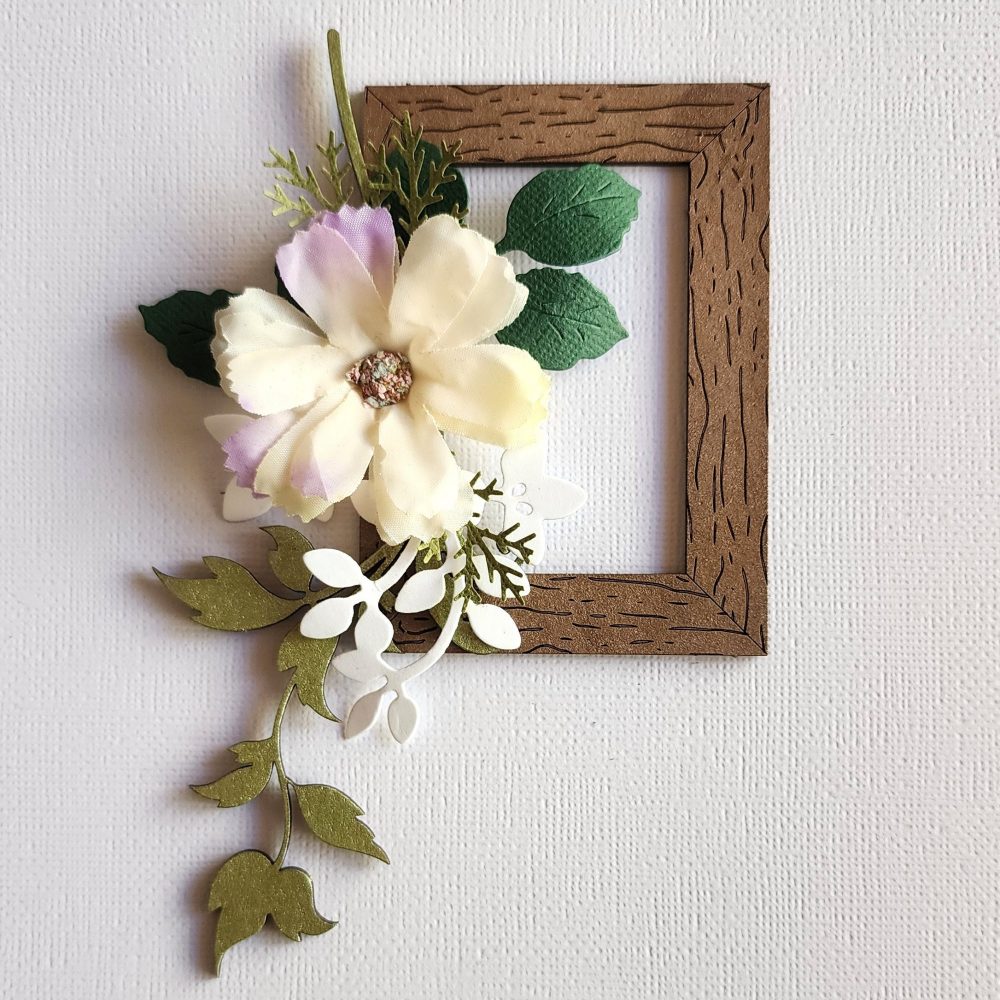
[{"xmin": 141, "ymin": 31, "xmax": 638, "ymax": 971}]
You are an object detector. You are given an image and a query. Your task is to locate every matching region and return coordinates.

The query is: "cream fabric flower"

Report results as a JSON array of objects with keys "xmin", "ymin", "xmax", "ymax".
[{"xmin": 212, "ymin": 207, "xmax": 548, "ymax": 542}]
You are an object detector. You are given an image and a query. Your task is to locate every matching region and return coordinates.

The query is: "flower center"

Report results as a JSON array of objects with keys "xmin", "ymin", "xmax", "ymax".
[{"xmin": 347, "ymin": 350, "xmax": 413, "ymax": 408}]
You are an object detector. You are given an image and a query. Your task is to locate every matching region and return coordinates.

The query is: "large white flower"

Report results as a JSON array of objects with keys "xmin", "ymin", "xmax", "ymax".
[{"xmin": 213, "ymin": 207, "xmax": 549, "ymax": 542}]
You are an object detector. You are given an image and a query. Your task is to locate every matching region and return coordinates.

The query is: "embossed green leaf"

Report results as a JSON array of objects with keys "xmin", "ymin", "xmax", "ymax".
[
  {"xmin": 208, "ymin": 850, "xmax": 334, "ymax": 973},
  {"xmin": 496, "ymin": 268, "xmax": 628, "ymax": 370},
  {"xmin": 277, "ymin": 626, "xmax": 339, "ymax": 722},
  {"xmin": 154, "ymin": 557, "xmax": 303, "ymax": 630},
  {"xmin": 192, "ymin": 738, "xmax": 276, "ymax": 808},
  {"xmin": 138, "ymin": 289, "xmax": 232, "ymax": 385},
  {"xmin": 262, "ymin": 525, "xmax": 314, "ymax": 593},
  {"xmin": 295, "ymin": 783, "xmax": 389, "ymax": 863},
  {"xmin": 495, "ymin": 164, "xmax": 639, "ymax": 265}
]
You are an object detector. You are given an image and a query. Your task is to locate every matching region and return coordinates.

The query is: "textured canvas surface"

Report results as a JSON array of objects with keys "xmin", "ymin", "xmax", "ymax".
[{"xmin": 2, "ymin": 1, "xmax": 999, "ymax": 997}]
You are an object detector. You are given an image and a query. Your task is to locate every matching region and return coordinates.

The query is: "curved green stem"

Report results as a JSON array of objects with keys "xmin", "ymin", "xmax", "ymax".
[
  {"xmin": 272, "ymin": 677, "xmax": 296, "ymax": 866},
  {"xmin": 326, "ymin": 29, "xmax": 372, "ymax": 205}
]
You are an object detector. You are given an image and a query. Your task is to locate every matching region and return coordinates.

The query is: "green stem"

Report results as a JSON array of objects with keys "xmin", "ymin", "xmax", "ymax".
[
  {"xmin": 272, "ymin": 677, "xmax": 296, "ymax": 867},
  {"xmin": 326, "ymin": 29, "xmax": 372, "ymax": 205}
]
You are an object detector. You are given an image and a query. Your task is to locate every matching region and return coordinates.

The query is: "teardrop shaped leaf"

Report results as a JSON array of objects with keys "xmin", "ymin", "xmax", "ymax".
[
  {"xmin": 496, "ymin": 164, "xmax": 639, "ymax": 265},
  {"xmin": 496, "ymin": 268, "xmax": 628, "ymax": 371},
  {"xmin": 387, "ymin": 693, "xmax": 418, "ymax": 743},
  {"xmin": 343, "ymin": 686, "xmax": 388, "ymax": 738},
  {"xmin": 300, "ymin": 597, "xmax": 357, "ymax": 639},
  {"xmin": 395, "ymin": 569, "xmax": 447, "ymax": 613},
  {"xmin": 466, "ymin": 603, "xmax": 522, "ymax": 651},
  {"xmin": 295, "ymin": 783, "xmax": 389, "ymax": 863}
]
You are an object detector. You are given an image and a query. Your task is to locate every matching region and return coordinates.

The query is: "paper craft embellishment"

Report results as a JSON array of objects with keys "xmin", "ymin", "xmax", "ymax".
[{"xmin": 142, "ymin": 31, "xmax": 638, "ymax": 970}]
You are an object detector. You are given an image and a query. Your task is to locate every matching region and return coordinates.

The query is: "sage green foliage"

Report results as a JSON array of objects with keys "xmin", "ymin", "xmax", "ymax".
[
  {"xmin": 264, "ymin": 525, "xmax": 315, "ymax": 592},
  {"xmin": 497, "ymin": 268, "xmax": 629, "ymax": 370},
  {"xmin": 368, "ymin": 112, "xmax": 468, "ymax": 246},
  {"xmin": 138, "ymin": 289, "xmax": 231, "ymax": 386},
  {"xmin": 209, "ymin": 850, "xmax": 335, "ymax": 973},
  {"xmin": 192, "ymin": 738, "xmax": 277, "ymax": 807},
  {"xmin": 264, "ymin": 131, "xmax": 350, "ymax": 226},
  {"xmin": 295, "ymin": 784, "xmax": 390, "ymax": 863},
  {"xmin": 277, "ymin": 627, "xmax": 339, "ymax": 722},
  {"xmin": 495, "ymin": 163, "xmax": 640, "ymax": 265}
]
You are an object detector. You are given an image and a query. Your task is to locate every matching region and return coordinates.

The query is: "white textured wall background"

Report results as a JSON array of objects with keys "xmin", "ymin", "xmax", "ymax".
[{"xmin": 2, "ymin": 1, "xmax": 999, "ymax": 997}]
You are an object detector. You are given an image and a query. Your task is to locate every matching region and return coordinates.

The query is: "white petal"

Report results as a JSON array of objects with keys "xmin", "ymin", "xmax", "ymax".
[
  {"xmin": 389, "ymin": 215, "xmax": 492, "ymax": 345},
  {"xmin": 374, "ymin": 401, "xmax": 463, "ymax": 517},
  {"xmin": 387, "ymin": 693, "xmax": 418, "ymax": 743},
  {"xmin": 362, "ymin": 465, "xmax": 477, "ymax": 545},
  {"xmin": 466, "ymin": 603, "xmax": 521, "ymax": 651},
  {"xmin": 213, "ymin": 289, "xmax": 326, "ymax": 392},
  {"xmin": 300, "ymin": 597, "xmax": 357, "ymax": 639},
  {"xmin": 221, "ymin": 477, "xmax": 273, "ymax": 522},
  {"xmin": 204, "ymin": 414, "xmax": 253, "ymax": 445},
  {"xmin": 344, "ymin": 686, "xmax": 388, "ymax": 739},
  {"xmin": 394, "ymin": 569, "xmax": 447, "ymax": 613},
  {"xmin": 289, "ymin": 390, "xmax": 376, "ymax": 503},
  {"xmin": 412, "ymin": 344, "xmax": 549, "ymax": 448},
  {"xmin": 303, "ymin": 549, "xmax": 364, "ymax": 588},
  {"xmin": 275, "ymin": 222, "xmax": 388, "ymax": 358},
  {"xmin": 333, "ymin": 649, "xmax": 385, "ymax": 683},
  {"xmin": 354, "ymin": 604, "xmax": 394, "ymax": 655},
  {"xmin": 225, "ymin": 344, "xmax": 351, "ymax": 416}
]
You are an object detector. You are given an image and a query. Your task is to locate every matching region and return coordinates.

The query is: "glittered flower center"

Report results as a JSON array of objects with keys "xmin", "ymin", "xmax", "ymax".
[{"xmin": 347, "ymin": 350, "xmax": 414, "ymax": 408}]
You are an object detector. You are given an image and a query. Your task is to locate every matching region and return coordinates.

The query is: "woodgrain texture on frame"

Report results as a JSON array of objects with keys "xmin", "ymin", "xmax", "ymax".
[{"xmin": 364, "ymin": 84, "xmax": 769, "ymax": 655}]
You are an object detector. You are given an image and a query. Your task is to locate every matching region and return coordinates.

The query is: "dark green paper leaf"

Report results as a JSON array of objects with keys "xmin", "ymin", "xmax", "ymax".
[
  {"xmin": 384, "ymin": 140, "xmax": 468, "ymax": 245},
  {"xmin": 154, "ymin": 557, "xmax": 303, "ymax": 630},
  {"xmin": 262, "ymin": 525, "xmax": 314, "ymax": 593},
  {"xmin": 295, "ymin": 783, "xmax": 389, "ymax": 863},
  {"xmin": 277, "ymin": 626, "xmax": 339, "ymax": 722},
  {"xmin": 495, "ymin": 164, "xmax": 640, "ymax": 265},
  {"xmin": 208, "ymin": 850, "xmax": 334, "ymax": 973},
  {"xmin": 496, "ymin": 268, "xmax": 628, "ymax": 370},
  {"xmin": 138, "ymin": 289, "xmax": 232, "ymax": 385},
  {"xmin": 192, "ymin": 738, "xmax": 276, "ymax": 808}
]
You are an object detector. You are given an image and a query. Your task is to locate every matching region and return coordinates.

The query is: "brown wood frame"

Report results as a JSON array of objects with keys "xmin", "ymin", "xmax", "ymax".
[{"xmin": 364, "ymin": 84, "xmax": 769, "ymax": 655}]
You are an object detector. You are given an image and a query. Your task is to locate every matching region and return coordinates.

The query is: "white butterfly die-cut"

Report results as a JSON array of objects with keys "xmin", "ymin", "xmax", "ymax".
[{"xmin": 204, "ymin": 415, "xmax": 333, "ymax": 523}]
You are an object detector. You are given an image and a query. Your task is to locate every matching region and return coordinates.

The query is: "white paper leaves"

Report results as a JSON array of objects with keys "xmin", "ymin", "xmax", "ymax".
[{"xmin": 466, "ymin": 603, "xmax": 521, "ymax": 650}]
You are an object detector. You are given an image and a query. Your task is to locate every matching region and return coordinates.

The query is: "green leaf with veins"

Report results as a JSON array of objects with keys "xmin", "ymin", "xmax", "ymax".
[
  {"xmin": 192, "ymin": 738, "xmax": 276, "ymax": 808},
  {"xmin": 295, "ymin": 783, "xmax": 389, "ymax": 863},
  {"xmin": 277, "ymin": 627, "xmax": 339, "ymax": 722},
  {"xmin": 262, "ymin": 525, "xmax": 315, "ymax": 593},
  {"xmin": 138, "ymin": 289, "xmax": 231, "ymax": 386},
  {"xmin": 496, "ymin": 268, "xmax": 628, "ymax": 371},
  {"xmin": 495, "ymin": 163, "xmax": 639, "ymax": 264},
  {"xmin": 208, "ymin": 850, "xmax": 334, "ymax": 973},
  {"xmin": 155, "ymin": 557, "xmax": 303, "ymax": 630}
]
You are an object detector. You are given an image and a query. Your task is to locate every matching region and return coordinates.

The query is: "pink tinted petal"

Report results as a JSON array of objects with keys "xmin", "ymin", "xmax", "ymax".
[
  {"xmin": 275, "ymin": 220, "xmax": 388, "ymax": 358},
  {"xmin": 317, "ymin": 206, "xmax": 397, "ymax": 305},
  {"xmin": 223, "ymin": 410, "xmax": 298, "ymax": 488}
]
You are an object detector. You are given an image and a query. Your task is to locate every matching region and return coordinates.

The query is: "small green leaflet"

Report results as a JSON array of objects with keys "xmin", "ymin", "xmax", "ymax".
[
  {"xmin": 295, "ymin": 784, "xmax": 390, "ymax": 863},
  {"xmin": 262, "ymin": 525, "xmax": 314, "ymax": 593},
  {"xmin": 383, "ymin": 139, "xmax": 469, "ymax": 244},
  {"xmin": 192, "ymin": 738, "xmax": 276, "ymax": 807},
  {"xmin": 138, "ymin": 289, "xmax": 231, "ymax": 386},
  {"xmin": 495, "ymin": 164, "xmax": 639, "ymax": 265},
  {"xmin": 277, "ymin": 627, "xmax": 339, "ymax": 722},
  {"xmin": 496, "ymin": 268, "xmax": 628, "ymax": 371},
  {"xmin": 209, "ymin": 850, "xmax": 334, "ymax": 973}
]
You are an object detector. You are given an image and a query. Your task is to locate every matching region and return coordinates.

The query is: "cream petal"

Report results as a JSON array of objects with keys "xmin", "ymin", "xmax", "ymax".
[
  {"xmin": 316, "ymin": 206, "xmax": 398, "ymax": 306},
  {"xmin": 411, "ymin": 344, "xmax": 550, "ymax": 447},
  {"xmin": 289, "ymin": 390, "xmax": 376, "ymax": 503},
  {"xmin": 275, "ymin": 222, "xmax": 388, "ymax": 358},
  {"xmin": 225, "ymin": 343, "xmax": 351, "ymax": 416},
  {"xmin": 213, "ymin": 289, "xmax": 326, "ymax": 393},
  {"xmin": 353, "ymin": 471, "xmax": 476, "ymax": 545},
  {"xmin": 388, "ymin": 215, "xmax": 493, "ymax": 345},
  {"xmin": 252, "ymin": 394, "xmax": 345, "ymax": 521},
  {"xmin": 373, "ymin": 400, "xmax": 463, "ymax": 517}
]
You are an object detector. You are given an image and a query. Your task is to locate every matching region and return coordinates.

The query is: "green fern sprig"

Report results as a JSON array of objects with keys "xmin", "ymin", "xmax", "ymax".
[{"xmin": 264, "ymin": 132, "xmax": 350, "ymax": 226}]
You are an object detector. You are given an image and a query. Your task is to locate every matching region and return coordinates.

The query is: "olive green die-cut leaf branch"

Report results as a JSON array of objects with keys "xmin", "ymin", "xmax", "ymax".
[
  {"xmin": 277, "ymin": 626, "xmax": 339, "ymax": 722},
  {"xmin": 495, "ymin": 163, "xmax": 640, "ymax": 265},
  {"xmin": 209, "ymin": 850, "xmax": 334, "ymax": 973},
  {"xmin": 496, "ymin": 268, "xmax": 629, "ymax": 370},
  {"xmin": 138, "ymin": 289, "xmax": 231, "ymax": 386},
  {"xmin": 192, "ymin": 738, "xmax": 276, "ymax": 808},
  {"xmin": 295, "ymin": 783, "xmax": 389, "ymax": 863},
  {"xmin": 262, "ymin": 525, "xmax": 314, "ymax": 593},
  {"xmin": 154, "ymin": 557, "xmax": 304, "ymax": 631}
]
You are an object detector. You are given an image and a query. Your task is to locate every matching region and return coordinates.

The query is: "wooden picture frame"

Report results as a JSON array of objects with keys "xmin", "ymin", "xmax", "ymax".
[{"xmin": 364, "ymin": 84, "xmax": 769, "ymax": 655}]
